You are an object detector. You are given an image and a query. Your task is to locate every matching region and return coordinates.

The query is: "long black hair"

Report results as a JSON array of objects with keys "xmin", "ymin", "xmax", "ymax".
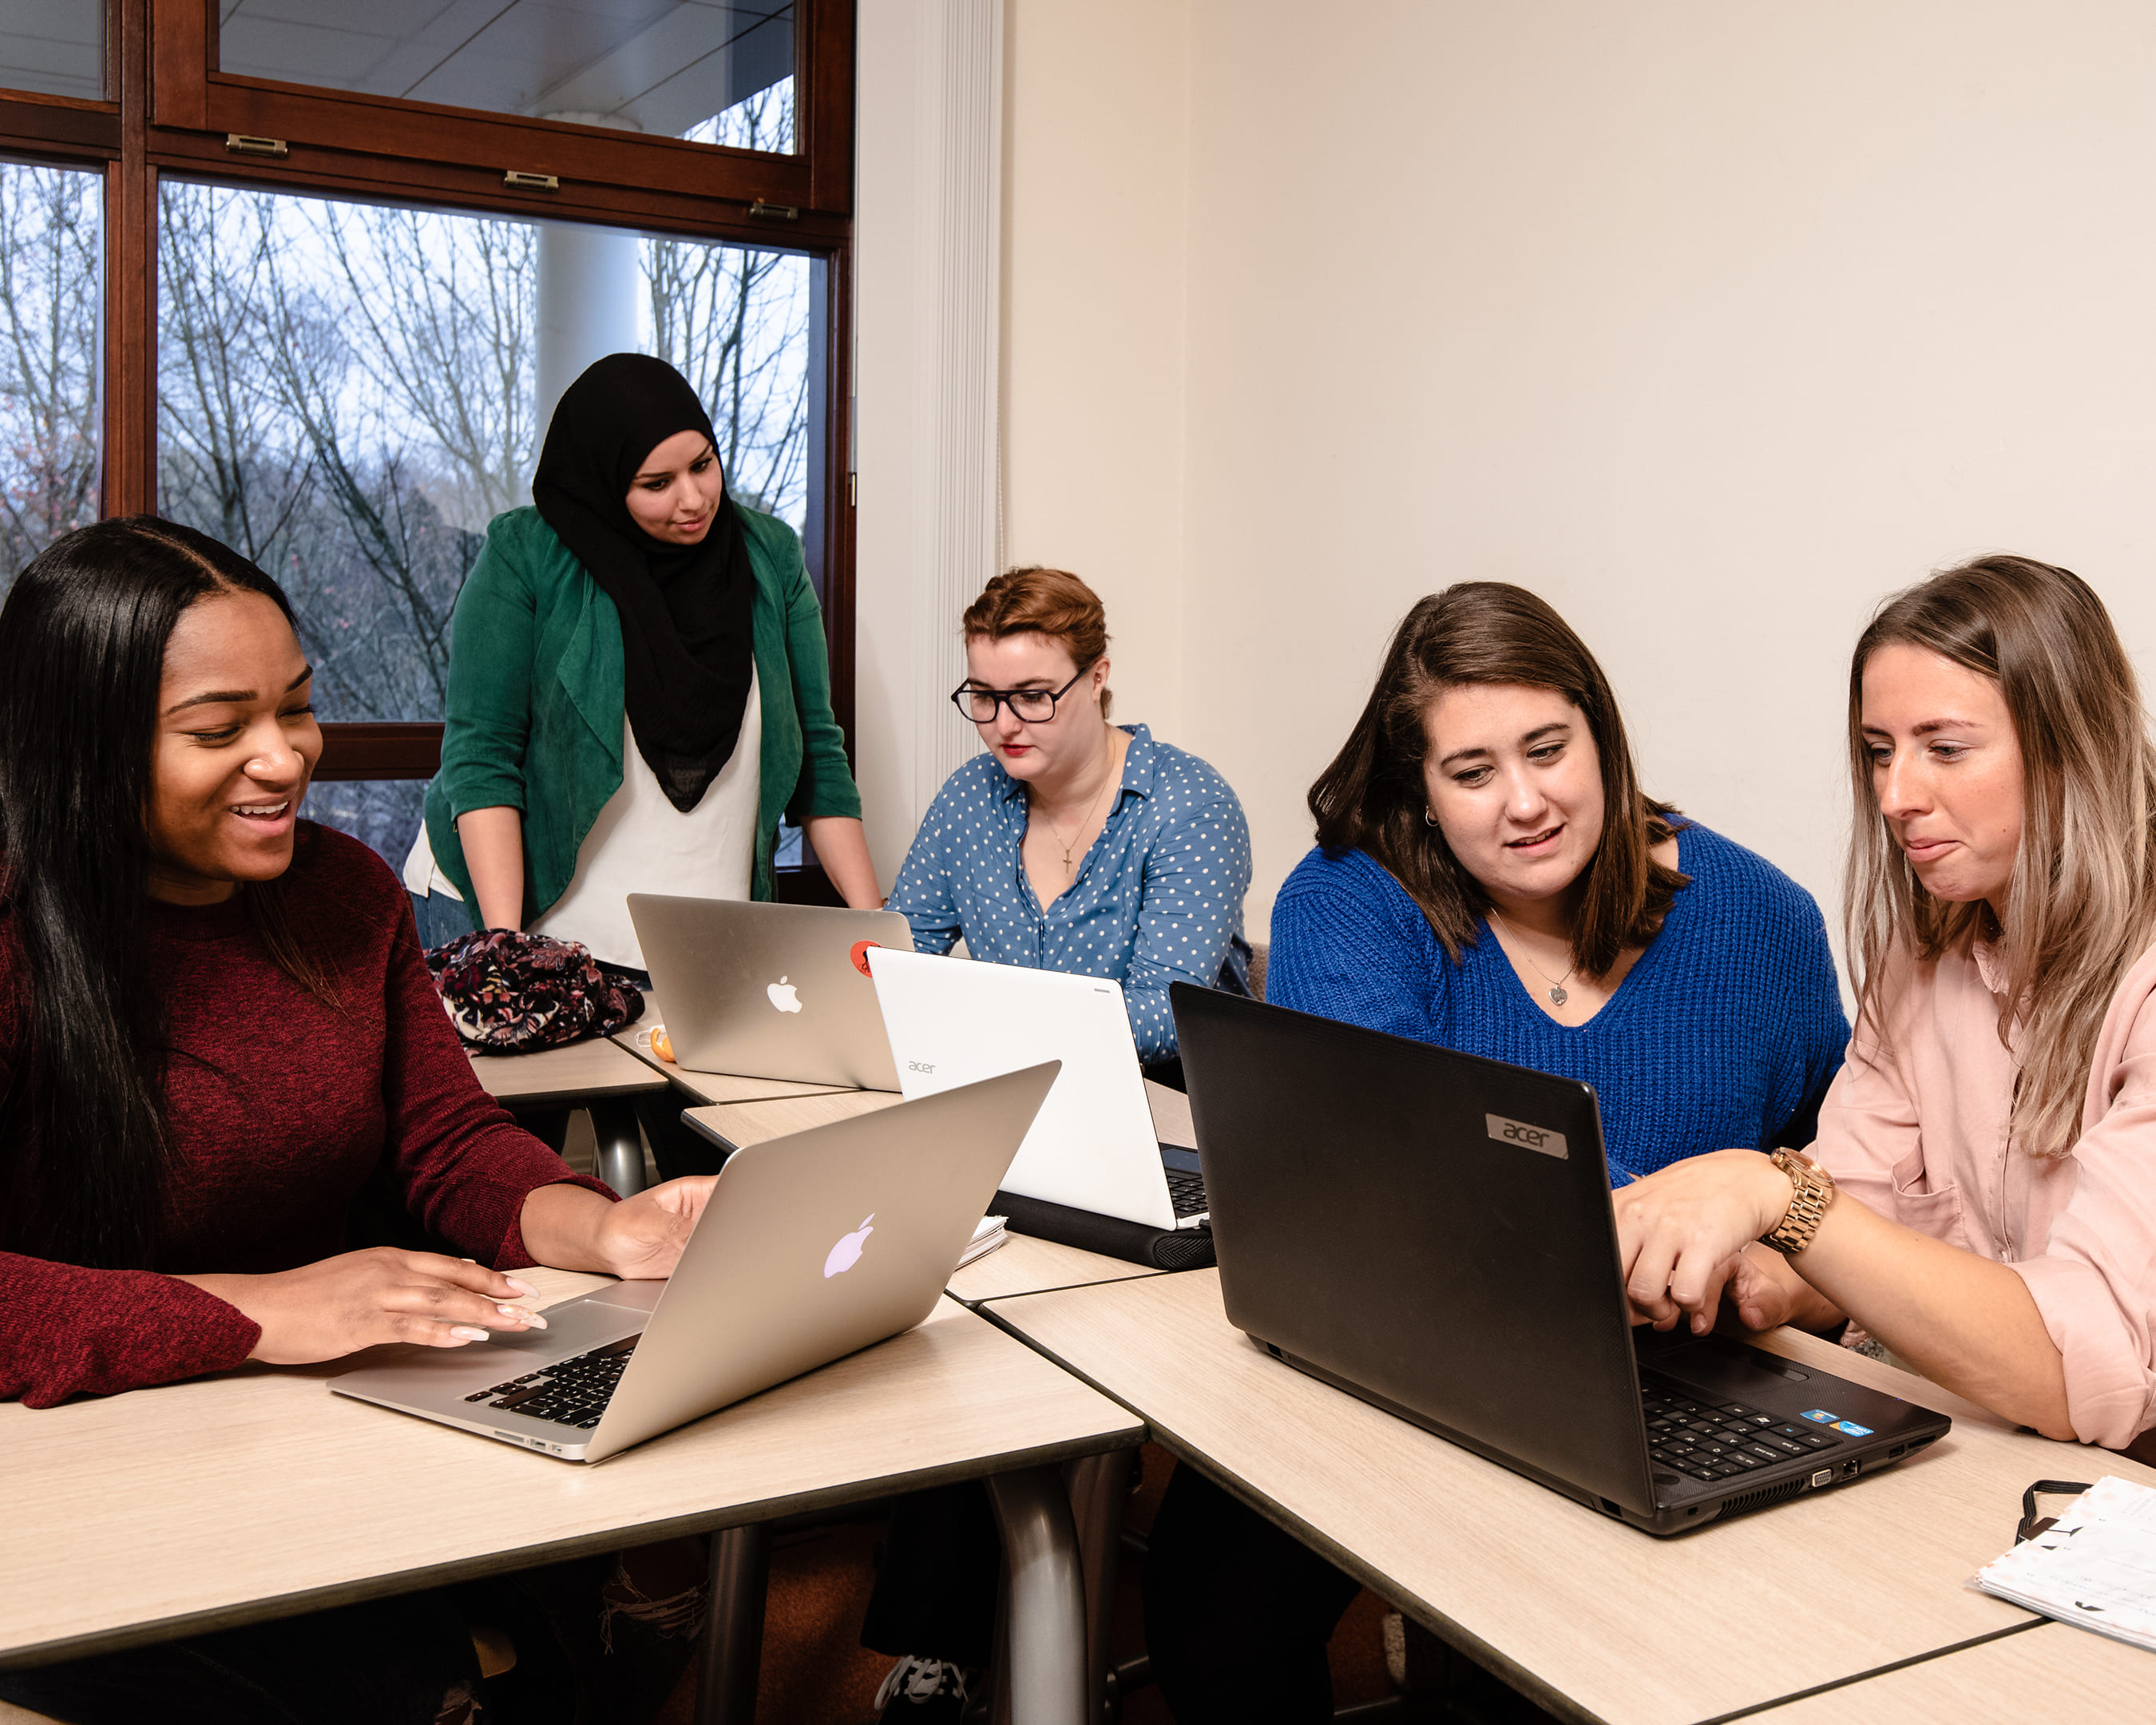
[{"xmin": 0, "ymin": 516, "xmax": 308, "ymax": 1269}]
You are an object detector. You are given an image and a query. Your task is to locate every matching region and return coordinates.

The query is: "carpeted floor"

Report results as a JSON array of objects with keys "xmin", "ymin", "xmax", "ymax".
[{"xmin": 654, "ymin": 1441, "xmax": 1398, "ymax": 1723}]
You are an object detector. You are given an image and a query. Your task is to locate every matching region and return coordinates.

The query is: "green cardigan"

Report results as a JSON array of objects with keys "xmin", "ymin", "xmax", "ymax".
[{"xmin": 423, "ymin": 505, "xmax": 862, "ymax": 922}]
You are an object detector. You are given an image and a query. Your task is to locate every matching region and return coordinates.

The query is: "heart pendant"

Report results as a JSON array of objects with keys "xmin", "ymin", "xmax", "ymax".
[{"xmin": 1548, "ymin": 985, "xmax": 1568, "ymax": 1007}]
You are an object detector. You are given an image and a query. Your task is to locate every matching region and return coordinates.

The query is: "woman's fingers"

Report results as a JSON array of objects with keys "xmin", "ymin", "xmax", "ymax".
[
  {"xmin": 394, "ymin": 1249, "xmax": 537, "ymax": 1302},
  {"xmin": 377, "ymin": 1274, "xmax": 549, "ymax": 1334}
]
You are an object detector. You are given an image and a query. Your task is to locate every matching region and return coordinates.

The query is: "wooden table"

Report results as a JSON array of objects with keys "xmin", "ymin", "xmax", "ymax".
[
  {"xmin": 986, "ymin": 1267, "xmax": 2156, "ymax": 1725},
  {"xmin": 612, "ymin": 996, "xmax": 862, "ymax": 1106},
  {"xmin": 469, "ymin": 1037, "xmax": 671, "ymax": 1196},
  {"xmin": 681, "ymin": 1092, "xmax": 1176, "ymax": 1307},
  {"xmin": 1746, "ymin": 1618, "xmax": 2156, "ymax": 1720},
  {"xmin": 0, "ymin": 1267, "xmax": 1141, "ymax": 1725}
]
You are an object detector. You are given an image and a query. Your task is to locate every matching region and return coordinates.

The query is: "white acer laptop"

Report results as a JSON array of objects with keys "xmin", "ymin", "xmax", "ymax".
[
  {"xmin": 866, "ymin": 948, "xmax": 1208, "ymax": 1231},
  {"xmin": 626, "ymin": 894, "xmax": 910, "ymax": 1089},
  {"xmin": 329, "ymin": 1064, "xmax": 1057, "ymax": 1462}
]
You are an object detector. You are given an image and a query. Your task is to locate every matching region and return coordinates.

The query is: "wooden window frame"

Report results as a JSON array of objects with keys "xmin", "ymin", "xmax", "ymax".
[{"xmin": 0, "ymin": 0, "xmax": 856, "ymax": 812}]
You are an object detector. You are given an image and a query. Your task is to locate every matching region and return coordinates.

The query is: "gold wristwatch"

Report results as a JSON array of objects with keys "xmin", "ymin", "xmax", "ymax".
[{"xmin": 1761, "ymin": 1149, "xmax": 1835, "ymax": 1255}]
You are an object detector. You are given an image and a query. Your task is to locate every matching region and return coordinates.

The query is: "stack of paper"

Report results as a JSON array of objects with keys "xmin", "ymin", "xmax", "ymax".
[
  {"xmin": 1975, "ymin": 1475, "xmax": 2156, "ymax": 1651},
  {"xmin": 958, "ymin": 1215, "xmax": 1009, "ymax": 1269}
]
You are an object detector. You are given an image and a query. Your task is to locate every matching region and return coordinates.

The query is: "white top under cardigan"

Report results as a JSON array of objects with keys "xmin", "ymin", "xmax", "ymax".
[{"xmin": 402, "ymin": 668, "xmax": 762, "ymax": 970}]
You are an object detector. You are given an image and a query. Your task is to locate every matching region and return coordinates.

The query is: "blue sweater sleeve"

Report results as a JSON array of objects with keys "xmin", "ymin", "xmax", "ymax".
[
  {"xmin": 1268, "ymin": 849, "xmax": 1449, "ymax": 1042},
  {"xmin": 1766, "ymin": 883, "xmax": 1851, "ymax": 1149}
]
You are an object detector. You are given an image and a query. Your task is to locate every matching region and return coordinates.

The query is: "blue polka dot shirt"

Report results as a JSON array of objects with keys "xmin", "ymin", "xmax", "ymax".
[{"xmin": 887, "ymin": 724, "xmax": 1254, "ymax": 1065}]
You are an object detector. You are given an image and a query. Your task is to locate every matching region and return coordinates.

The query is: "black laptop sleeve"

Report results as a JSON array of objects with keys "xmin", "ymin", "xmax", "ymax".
[{"xmin": 990, "ymin": 1188, "xmax": 1216, "ymax": 1271}]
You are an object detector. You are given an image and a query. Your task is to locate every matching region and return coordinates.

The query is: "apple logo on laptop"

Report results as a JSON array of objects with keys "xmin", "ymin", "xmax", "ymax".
[
  {"xmin": 767, "ymin": 976, "xmax": 803, "ymax": 1013},
  {"xmin": 824, "ymin": 1214, "xmax": 875, "ymax": 1278}
]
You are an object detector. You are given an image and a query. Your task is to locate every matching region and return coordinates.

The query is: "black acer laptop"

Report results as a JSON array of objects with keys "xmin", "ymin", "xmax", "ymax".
[{"xmin": 1170, "ymin": 985, "xmax": 1950, "ymax": 1536}]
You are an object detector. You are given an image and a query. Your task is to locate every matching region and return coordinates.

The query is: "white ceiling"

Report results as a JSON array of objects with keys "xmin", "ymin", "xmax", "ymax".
[{"xmin": 216, "ymin": 0, "xmax": 792, "ymax": 140}]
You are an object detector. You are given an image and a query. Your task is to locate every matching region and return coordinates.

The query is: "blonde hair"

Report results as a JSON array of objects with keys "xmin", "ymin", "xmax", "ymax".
[{"xmin": 1846, "ymin": 555, "xmax": 2156, "ymax": 1157}]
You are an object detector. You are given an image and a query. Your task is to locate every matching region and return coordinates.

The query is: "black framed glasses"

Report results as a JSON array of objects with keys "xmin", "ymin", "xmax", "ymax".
[{"xmin": 950, "ymin": 661, "xmax": 1096, "ymax": 725}]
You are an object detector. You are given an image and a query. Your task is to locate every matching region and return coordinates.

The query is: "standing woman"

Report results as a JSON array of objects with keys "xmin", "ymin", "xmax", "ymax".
[
  {"xmin": 885, "ymin": 566, "xmax": 1252, "ymax": 1085},
  {"xmin": 405, "ymin": 354, "xmax": 878, "ymax": 1168}
]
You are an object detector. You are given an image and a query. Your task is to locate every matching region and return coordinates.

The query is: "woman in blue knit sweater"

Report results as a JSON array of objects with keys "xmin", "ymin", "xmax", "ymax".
[{"xmin": 1143, "ymin": 582, "xmax": 1849, "ymax": 1724}]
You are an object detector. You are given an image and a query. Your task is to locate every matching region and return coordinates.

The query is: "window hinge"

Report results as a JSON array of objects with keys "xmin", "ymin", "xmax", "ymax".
[
  {"xmin": 749, "ymin": 200, "xmax": 800, "ymax": 221},
  {"xmin": 225, "ymin": 134, "xmax": 287, "ymax": 158},
  {"xmin": 847, "ymin": 472, "xmax": 857, "ymax": 507},
  {"xmin": 503, "ymin": 170, "xmax": 560, "ymax": 192}
]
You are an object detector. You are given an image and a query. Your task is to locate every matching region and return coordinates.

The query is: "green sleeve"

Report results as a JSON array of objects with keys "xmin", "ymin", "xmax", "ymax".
[
  {"xmin": 435, "ymin": 527, "xmax": 537, "ymax": 819},
  {"xmin": 781, "ymin": 546, "xmax": 862, "ymax": 823}
]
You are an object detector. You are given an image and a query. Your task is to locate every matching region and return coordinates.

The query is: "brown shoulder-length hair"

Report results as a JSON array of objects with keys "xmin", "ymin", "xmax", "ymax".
[
  {"xmin": 1846, "ymin": 554, "xmax": 2156, "ymax": 1159},
  {"xmin": 1308, "ymin": 582, "xmax": 1686, "ymax": 978}
]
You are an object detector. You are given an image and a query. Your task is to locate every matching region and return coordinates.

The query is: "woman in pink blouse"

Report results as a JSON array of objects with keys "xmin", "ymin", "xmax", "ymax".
[{"xmin": 1617, "ymin": 553, "xmax": 2156, "ymax": 1455}]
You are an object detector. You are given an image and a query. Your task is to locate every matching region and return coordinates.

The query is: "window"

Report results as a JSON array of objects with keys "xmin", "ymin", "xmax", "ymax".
[{"xmin": 0, "ymin": 2, "xmax": 854, "ymax": 876}]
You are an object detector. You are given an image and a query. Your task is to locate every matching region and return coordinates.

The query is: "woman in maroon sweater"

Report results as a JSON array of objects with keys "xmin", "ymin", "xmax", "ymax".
[{"xmin": 0, "ymin": 519, "xmax": 714, "ymax": 1723}]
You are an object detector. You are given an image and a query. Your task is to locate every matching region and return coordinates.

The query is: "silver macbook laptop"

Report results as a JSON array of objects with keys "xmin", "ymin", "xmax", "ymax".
[
  {"xmin": 329, "ymin": 1063, "xmax": 1057, "ymax": 1463},
  {"xmin": 626, "ymin": 894, "xmax": 911, "ymax": 1089},
  {"xmin": 866, "ymin": 949, "xmax": 1207, "ymax": 1231}
]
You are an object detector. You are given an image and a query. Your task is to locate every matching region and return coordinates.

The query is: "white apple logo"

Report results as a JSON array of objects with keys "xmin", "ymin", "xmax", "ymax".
[
  {"xmin": 767, "ymin": 975, "xmax": 803, "ymax": 1013},
  {"xmin": 823, "ymin": 1214, "xmax": 875, "ymax": 1279}
]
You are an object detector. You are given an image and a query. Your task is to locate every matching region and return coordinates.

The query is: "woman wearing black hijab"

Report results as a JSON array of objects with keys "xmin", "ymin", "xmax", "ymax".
[{"xmin": 406, "ymin": 355, "xmax": 878, "ymax": 1167}]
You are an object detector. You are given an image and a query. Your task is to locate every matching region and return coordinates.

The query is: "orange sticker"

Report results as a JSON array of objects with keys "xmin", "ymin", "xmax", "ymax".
[{"xmin": 850, "ymin": 939, "xmax": 882, "ymax": 978}]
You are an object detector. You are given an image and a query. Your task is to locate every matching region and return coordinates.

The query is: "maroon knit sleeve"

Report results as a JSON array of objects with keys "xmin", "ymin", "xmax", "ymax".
[
  {"xmin": 0, "ymin": 902, "xmax": 264, "ymax": 1405},
  {"xmin": 0, "ymin": 1255, "xmax": 261, "ymax": 1407},
  {"xmin": 354, "ymin": 842, "xmax": 616, "ymax": 1264}
]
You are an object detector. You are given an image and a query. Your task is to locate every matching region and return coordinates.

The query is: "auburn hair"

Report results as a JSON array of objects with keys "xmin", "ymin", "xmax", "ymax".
[
  {"xmin": 961, "ymin": 566, "xmax": 1112, "ymax": 720},
  {"xmin": 1846, "ymin": 555, "xmax": 2156, "ymax": 1159},
  {"xmin": 1307, "ymin": 582, "xmax": 1686, "ymax": 978}
]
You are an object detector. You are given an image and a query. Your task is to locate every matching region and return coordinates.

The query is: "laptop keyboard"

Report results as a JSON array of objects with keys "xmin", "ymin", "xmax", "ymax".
[
  {"xmin": 1163, "ymin": 1167, "xmax": 1209, "ymax": 1219},
  {"xmin": 1640, "ymin": 1378, "xmax": 1841, "ymax": 1484},
  {"xmin": 462, "ymin": 1333, "xmax": 640, "ymax": 1432}
]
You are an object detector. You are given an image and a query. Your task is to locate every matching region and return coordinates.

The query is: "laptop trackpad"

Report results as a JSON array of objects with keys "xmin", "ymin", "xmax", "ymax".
[{"xmin": 582, "ymin": 1279, "xmax": 668, "ymax": 1315}]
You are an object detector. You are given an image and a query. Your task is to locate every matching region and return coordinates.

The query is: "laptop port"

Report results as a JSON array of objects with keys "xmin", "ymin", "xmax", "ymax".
[
  {"xmin": 1888, "ymin": 1443, "xmax": 1907, "ymax": 1459},
  {"xmin": 1841, "ymin": 1458, "xmax": 1861, "ymax": 1478}
]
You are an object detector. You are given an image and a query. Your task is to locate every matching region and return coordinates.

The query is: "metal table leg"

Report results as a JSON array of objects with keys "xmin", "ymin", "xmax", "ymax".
[
  {"xmin": 1063, "ymin": 1449, "xmax": 1135, "ymax": 1722},
  {"xmin": 985, "ymin": 1465, "xmax": 1089, "ymax": 1725},
  {"xmin": 694, "ymin": 1523, "xmax": 769, "ymax": 1725},
  {"xmin": 590, "ymin": 1098, "xmax": 647, "ymax": 1197}
]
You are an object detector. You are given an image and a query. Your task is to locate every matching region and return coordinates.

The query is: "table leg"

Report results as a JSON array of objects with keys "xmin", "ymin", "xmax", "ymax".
[
  {"xmin": 985, "ymin": 1465, "xmax": 1088, "ymax": 1725},
  {"xmin": 1064, "ymin": 1449, "xmax": 1135, "ymax": 1723},
  {"xmin": 693, "ymin": 1523, "xmax": 769, "ymax": 1725},
  {"xmin": 590, "ymin": 1099, "xmax": 647, "ymax": 1197}
]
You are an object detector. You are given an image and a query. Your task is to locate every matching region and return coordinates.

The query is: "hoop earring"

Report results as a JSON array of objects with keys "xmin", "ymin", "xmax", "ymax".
[{"xmin": 1424, "ymin": 808, "xmax": 1440, "ymax": 828}]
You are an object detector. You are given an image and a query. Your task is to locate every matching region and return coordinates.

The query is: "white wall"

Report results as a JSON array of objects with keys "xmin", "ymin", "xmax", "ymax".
[
  {"xmin": 1172, "ymin": 0, "xmax": 2156, "ymax": 942},
  {"xmin": 1000, "ymin": 0, "xmax": 1192, "ymax": 742},
  {"xmin": 870, "ymin": 2, "xmax": 2156, "ymax": 943}
]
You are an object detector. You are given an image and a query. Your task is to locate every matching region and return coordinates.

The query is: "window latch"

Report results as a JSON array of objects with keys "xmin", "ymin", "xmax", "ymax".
[
  {"xmin": 503, "ymin": 171, "xmax": 560, "ymax": 192},
  {"xmin": 749, "ymin": 200, "xmax": 799, "ymax": 221},
  {"xmin": 225, "ymin": 135, "xmax": 288, "ymax": 158}
]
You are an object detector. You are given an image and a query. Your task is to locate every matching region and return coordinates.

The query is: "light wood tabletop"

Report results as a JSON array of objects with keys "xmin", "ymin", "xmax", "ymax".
[
  {"xmin": 949, "ymin": 1233, "xmax": 1164, "ymax": 1305},
  {"xmin": 0, "ymin": 1267, "xmax": 1141, "ymax": 1671},
  {"xmin": 683, "ymin": 1088, "xmax": 903, "ymax": 1150},
  {"xmin": 987, "ymin": 1268, "xmax": 2156, "ymax": 1725},
  {"xmin": 467, "ymin": 1036, "xmax": 668, "ymax": 1106},
  {"xmin": 612, "ymin": 999, "xmax": 858, "ymax": 1105},
  {"xmin": 1747, "ymin": 1620, "xmax": 2156, "ymax": 1721}
]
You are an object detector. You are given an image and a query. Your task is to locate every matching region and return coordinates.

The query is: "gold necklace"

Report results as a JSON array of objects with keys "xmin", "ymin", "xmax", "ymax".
[
  {"xmin": 1039, "ymin": 734, "xmax": 1121, "ymax": 877},
  {"xmin": 1488, "ymin": 906, "xmax": 1578, "ymax": 1007}
]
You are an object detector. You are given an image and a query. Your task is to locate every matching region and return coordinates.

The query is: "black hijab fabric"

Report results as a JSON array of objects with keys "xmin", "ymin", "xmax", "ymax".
[{"xmin": 533, "ymin": 353, "xmax": 755, "ymax": 812}]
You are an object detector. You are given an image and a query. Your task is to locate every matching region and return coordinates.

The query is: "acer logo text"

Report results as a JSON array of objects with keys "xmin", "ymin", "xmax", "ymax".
[
  {"xmin": 1484, "ymin": 1113, "xmax": 1567, "ymax": 1159},
  {"xmin": 907, "ymin": 1060, "xmax": 935, "ymax": 1073}
]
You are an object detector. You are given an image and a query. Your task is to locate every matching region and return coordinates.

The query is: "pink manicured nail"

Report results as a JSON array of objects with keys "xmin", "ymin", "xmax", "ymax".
[
  {"xmin": 450, "ymin": 1326, "xmax": 489, "ymax": 1341},
  {"xmin": 504, "ymin": 1277, "xmax": 538, "ymax": 1297}
]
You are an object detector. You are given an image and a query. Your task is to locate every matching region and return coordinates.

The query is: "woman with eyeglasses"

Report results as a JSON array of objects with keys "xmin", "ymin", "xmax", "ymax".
[{"xmin": 884, "ymin": 565, "xmax": 1253, "ymax": 1086}]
